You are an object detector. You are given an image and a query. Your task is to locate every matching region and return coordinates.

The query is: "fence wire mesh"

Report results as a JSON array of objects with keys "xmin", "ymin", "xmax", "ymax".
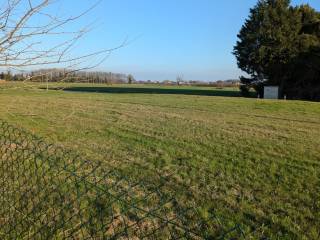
[{"xmin": 0, "ymin": 120, "xmax": 246, "ymax": 239}]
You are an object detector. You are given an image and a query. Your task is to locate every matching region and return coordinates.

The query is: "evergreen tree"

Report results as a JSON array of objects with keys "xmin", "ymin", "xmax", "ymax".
[
  {"xmin": 127, "ymin": 74, "xmax": 135, "ymax": 84},
  {"xmin": 287, "ymin": 5, "xmax": 320, "ymax": 99},
  {"xmin": 234, "ymin": 0, "xmax": 320, "ymax": 100}
]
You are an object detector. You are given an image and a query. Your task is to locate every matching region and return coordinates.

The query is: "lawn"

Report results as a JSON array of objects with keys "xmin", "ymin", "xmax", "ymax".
[{"xmin": 0, "ymin": 83, "xmax": 319, "ymax": 239}]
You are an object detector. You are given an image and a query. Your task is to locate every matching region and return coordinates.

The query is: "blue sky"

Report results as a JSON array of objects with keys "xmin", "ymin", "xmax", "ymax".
[{"xmin": 62, "ymin": 0, "xmax": 320, "ymax": 81}]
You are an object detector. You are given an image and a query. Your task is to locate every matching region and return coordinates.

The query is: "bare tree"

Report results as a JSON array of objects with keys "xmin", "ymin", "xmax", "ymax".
[
  {"xmin": 176, "ymin": 74, "xmax": 184, "ymax": 85},
  {"xmin": 0, "ymin": 0, "xmax": 125, "ymax": 80}
]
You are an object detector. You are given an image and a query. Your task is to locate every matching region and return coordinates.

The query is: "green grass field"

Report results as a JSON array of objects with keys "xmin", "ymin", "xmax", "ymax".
[{"xmin": 0, "ymin": 82, "xmax": 319, "ymax": 239}]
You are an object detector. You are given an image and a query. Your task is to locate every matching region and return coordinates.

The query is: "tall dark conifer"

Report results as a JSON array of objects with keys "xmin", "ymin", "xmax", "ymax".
[{"xmin": 234, "ymin": 0, "xmax": 320, "ymax": 100}]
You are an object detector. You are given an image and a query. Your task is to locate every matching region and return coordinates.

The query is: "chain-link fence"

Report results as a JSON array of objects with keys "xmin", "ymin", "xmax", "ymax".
[{"xmin": 0, "ymin": 120, "xmax": 246, "ymax": 239}]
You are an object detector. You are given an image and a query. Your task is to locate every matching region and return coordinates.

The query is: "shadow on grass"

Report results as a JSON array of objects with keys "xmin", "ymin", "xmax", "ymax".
[{"xmin": 51, "ymin": 86, "xmax": 242, "ymax": 97}]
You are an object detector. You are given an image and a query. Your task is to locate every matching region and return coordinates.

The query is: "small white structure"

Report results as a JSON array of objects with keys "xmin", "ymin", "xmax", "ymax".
[{"xmin": 264, "ymin": 86, "xmax": 279, "ymax": 99}]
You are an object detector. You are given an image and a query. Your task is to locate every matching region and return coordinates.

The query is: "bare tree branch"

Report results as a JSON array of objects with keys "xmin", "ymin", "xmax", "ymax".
[{"xmin": 0, "ymin": 0, "xmax": 123, "ymax": 77}]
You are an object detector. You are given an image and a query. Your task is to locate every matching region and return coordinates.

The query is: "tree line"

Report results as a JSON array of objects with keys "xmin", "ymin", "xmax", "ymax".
[
  {"xmin": 234, "ymin": 0, "xmax": 320, "ymax": 100},
  {"xmin": 0, "ymin": 69, "xmax": 129, "ymax": 84}
]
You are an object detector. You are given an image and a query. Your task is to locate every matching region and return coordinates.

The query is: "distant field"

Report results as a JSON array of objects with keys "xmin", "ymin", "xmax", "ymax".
[{"xmin": 0, "ymin": 83, "xmax": 319, "ymax": 239}]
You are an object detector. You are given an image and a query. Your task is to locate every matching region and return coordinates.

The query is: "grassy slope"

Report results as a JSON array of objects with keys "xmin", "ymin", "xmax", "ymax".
[{"xmin": 0, "ymin": 83, "xmax": 319, "ymax": 239}]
